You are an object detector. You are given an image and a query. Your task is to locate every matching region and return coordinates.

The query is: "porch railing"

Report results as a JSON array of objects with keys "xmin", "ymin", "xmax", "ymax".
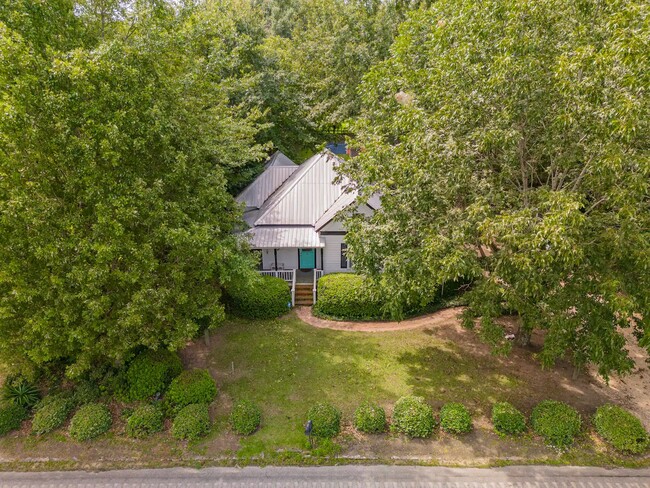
[
  {"xmin": 313, "ymin": 269, "xmax": 324, "ymax": 303},
  {"xmin": 259, "ymin": 269, "xmax": 296, "ymax": 307}
]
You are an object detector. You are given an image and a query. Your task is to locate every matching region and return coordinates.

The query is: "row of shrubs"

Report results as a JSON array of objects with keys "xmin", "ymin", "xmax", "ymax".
[
  {"xmin": 306, "ymin": 396, "xmax": 649, "ymax": 454},
  {"xmin": 313, "ymin": 273, "xmax": 468, "ymax": 321}
]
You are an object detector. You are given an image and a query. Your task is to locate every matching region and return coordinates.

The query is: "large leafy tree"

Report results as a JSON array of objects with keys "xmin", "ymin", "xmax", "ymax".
[
  {"xmin": 0, "ymin": 2, "xmax": 265, "ymax": 376},
  {"xmin": 341, "ymin": 0, "xmax": 650, "ymax": 377}
]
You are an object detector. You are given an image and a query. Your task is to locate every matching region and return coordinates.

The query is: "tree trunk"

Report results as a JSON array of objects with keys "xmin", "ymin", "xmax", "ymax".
[{"xmin": 516, "ymin": 325, "xmax": 532, "ymax": 347}]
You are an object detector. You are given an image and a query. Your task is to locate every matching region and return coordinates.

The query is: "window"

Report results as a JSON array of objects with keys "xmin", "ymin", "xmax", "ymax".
[{"xmin": 340, "ymin": 243, "xmax": 349, "ymax": 269}]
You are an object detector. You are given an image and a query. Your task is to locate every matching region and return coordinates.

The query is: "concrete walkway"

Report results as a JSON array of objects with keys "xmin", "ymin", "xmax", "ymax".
[{"xmin": 1, "ymin": 465, "xmax": 649, "ymax": 487}]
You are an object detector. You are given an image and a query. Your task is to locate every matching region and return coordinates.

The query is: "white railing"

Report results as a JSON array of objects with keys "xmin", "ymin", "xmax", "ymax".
[
  {"xmin": 259, "ymin": 269, "xmax": 296, "ymax": 307},
  {"xmin": 313, "ymin": 269, "xmax": 324, "ymax": 303}
]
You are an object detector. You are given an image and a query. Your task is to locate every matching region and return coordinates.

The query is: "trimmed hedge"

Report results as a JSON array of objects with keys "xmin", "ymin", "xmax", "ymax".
[
  {"xmin": 228, "ymin": 275, "xmax": 291, "ymax": 319},
  {"xmin": 353, "ymin": 401, "xmax": 386, "ymax": 434},
  {"xmin": 172, "ymin": 403, "xmax": 211, "ymax": 440},
  {"xmin": 593, "ymin": 404, "xmax": 649, "ymax": 454},
  {"xmin": 167, "ymin": 369, "xmax": 217, "ymax": 409},
  {"xmin": 313, "ymin": 273, "xmax": 385, "ymax": 320},
  {"xmin": 31, "ymin": 396, "xmax": 74, "ymax": 435},
  {"xmin": 492, "ymin": 402, "xmax": 527, "ymax": 436},
  {"xmin": 440, "ymin": 402, "xmax": 472, "ymax": 434},
  {"xmin": 230, "ymin": 399, "xmax": 262, "ymax": 435},
  {"xmin": 126, "ymin": 404, "xmax": 164, "ymax": 439},
  {"xmin": 391, "ymin": 395, "xmax": 436, "ymax": 438},
  {"xmin": 69, "ymin": 403, "xmax": 112, "ymax": 441},
  {"xmin": 531, "ymin": 400, "xmax": 581, "ymax": 448},
  {"xmin": 307, "ymin": 403, "xmax": 341, "ymax": 438},
  {"xmin": 0, "ymin": 402, "xmax": 28, "ymax": 436},
  {"xmin": 126, "ymin": 349, "xmax": 183, "ymax": 401}
]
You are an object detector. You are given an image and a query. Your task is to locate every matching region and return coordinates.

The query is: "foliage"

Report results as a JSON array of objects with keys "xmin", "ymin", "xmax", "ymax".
[
  {"xmin": 72, "ymin": 381, "xmax": 101, "ymax": 406},
  {"xmin": 440, "ymin": 402, "xmax": 472, "ymax": 435},
  {"xmin": 313, "ymin": 273, "xmax": 385, "ymax": 320},
  {"xmin": 167, "ymin": 370, "xmax": 218, "ymax": 409},
  {"xmin": 492, "ymin": 402, "xmax": 527, "ymax": 437},
  {"xmin": 391, "ymin": 395, "xmax": 436, "ymax": 438},
  {"xmin": 227, "ymin": 275, "xmax": 291, "ymax": 320},
  {"xmin": 126, "ymin": 404, "xmax": 164, "ymax": 439},
  {"xmin": 340, "ymin": 0, "xmax": 650, "ymax": 377},
  {"xmin": 31, "ymin": 396, "xmax": 73, "ymax": 435},
  {"xmin": 531, "ymin": 400, "xmax": 581, "ymax": 448},
  {"xmin": 172, "ymin": 403, "xmax": 211, "ymax": 440},
  {"xmin": 307, "ymin": 403, "xmax": 341, "ymax": 438},
  {"xmin": 0, "ymin": 402, "xmax": 27, "ymax": 436},
  {"xmin": 353, "ymin": 401, "xmax": 386, "ymax": 434},
  {"xmin": 125, "ymin": 349, "xmax": 183, "ymax": 401},
  {"xmin": 230, "ymin": 399, "xmax": 262, "ymax": 435},
  {"xmin": 2, "ymin": 377, "xmax": 40, "ymax": 409},
  {"xmin": 593, "ymin": 404, "xmax": 649, "ymax": 454},
  {"xmin": 0, "ymin": 0, "xmax": 266, "ymax": 378},
  {"xmin": 68, "ymin": 403, "xmax": 112, "ymax": 441}
]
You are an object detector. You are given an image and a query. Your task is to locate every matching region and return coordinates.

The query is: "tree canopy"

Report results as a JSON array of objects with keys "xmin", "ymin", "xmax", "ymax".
[{"xmin": 340, "ymin": 0, "xmax": 650, "ymax": 377}]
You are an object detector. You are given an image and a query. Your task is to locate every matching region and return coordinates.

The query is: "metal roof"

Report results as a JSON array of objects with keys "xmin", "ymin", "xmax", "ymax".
[
  {"xmin": 245, "ymin": 226, "xmax": 324, "ymax": 248},
  {"xmin": 236, "ymin": 151, "xmax": 298, "ymax": 210},
  {"xmin": 253, "ymin": 152, "xmax": 350, "ymax": 226},
  {"xmin": 314, "ymin": 190, "xmax": 358, "ymax": 231}
]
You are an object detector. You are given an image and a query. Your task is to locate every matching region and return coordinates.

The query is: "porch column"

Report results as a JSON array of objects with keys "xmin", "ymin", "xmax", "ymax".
[
  {"xmin": 320, "ymin": 248, "xmax": 324, "ymax": 270},
  {"xmin": 274, "ymin": 249, "xmax": 278, "ymax": 270}
]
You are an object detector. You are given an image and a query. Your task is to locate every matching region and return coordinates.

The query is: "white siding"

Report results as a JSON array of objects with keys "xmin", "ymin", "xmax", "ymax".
[
  {"xmin": 260, "ymin": 248, "xmax": 323, "ymax": 270},
  {"xmin": 318, "ymin": 204, "xmax": 374, "ymax": 233},
  {"xmin": 321, "ymin": 234, "xmax": 353, "ymax": 275}
]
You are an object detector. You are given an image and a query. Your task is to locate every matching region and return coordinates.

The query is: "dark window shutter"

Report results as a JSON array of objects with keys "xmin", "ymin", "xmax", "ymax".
[{"xmin": 340, "ymin": 243, "xmax": 348, "ymax": 269}]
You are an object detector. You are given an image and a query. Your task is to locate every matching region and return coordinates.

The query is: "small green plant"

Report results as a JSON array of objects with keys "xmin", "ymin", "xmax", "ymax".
[
  {"xmin": 440, "ymin": 402, "xmax": 472, "ymax": 434},
  {"xmin": 167, "ymin": 369, "xmax": 217, "ymax": 410},
  {"xmin": 307, "ymin": 403, "xmax": 341, "ymax": 438},
  {"xmin": 126, "ymin": 349, "xmax": 183, "ymax": 401},
  {"xmin": 3, "ymin": 377, "xmax": 40, "ymax": 409},
  {"xmin": 31, "ymin": 396, "xmax": 74, "ymax": 435},
  {"xmin": 492, "ymin": 402, "xmax": 526, "ymax": 436},
  {"xmin": 72, "ymin": 381, "xmax": 101, "ymax": 406},
  {"xmin": 531, "ymin": 400, "xmax": 581, "ymax": 448},
  {"xmin": 172, "ymin": 403, "xmax": 211, "ymax": 440},
  {"xmin": 0, "ymin": 402, "xmax": 28, "ymax": 436},
  {"xmin": 68, "ymin": 403, "xmax": 112, "ymax": 441},
  {"xmin": 230, "ymin": 399, "xmax": 262, "ymax": 435},
  {"xmin": 126, "ymin": 404, "xmax": 164, "ymax": 439},
  {"xmin": 391, "ymin": 395, "xmax": 436, "ymax": 438},
  {"xmin": 353, "ymin": 401, "xmax": 386, "ymax": 434},
  {"xmin": 593, "ymin": 404, "xmax": 649, "ymax": 454}
]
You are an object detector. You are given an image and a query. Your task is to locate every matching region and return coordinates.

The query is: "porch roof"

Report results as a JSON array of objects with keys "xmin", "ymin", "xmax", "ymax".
[{"xmin": 245, "ymin": 226, "xmax": 324, "ymax": 249}]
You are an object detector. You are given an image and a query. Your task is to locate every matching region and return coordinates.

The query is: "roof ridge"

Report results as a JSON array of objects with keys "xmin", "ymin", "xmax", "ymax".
[{"xmin": 252, "ymin": 152, "xmax": 327, "ymax": 225}]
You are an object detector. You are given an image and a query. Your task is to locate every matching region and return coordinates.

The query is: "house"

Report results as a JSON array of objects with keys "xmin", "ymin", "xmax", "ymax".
[{"xmin": 236, "ymin": 150, "xmax": 378, "ymax": 305}]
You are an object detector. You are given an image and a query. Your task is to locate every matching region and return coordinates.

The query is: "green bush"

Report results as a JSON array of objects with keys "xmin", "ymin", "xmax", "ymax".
[
  {"xmin": 167, "ymin": 369, "xmax": 217, "ymax": 409},
  {"xmin": 391, "ymin": 396, "xmax": 436, "ymax": 438},
  {"xmin": 172, "ymin": 403, "xmax": 211, "ymax": 440},
  {"xmin": 0, "ymin": 402, "xmax": 28, "ymax": 436},
  {"xmin": 593, "ymin": 404, "xmax": 649, "ymax": 454},
  {"xmin": 492, "ymin": 402, "xmax": 527, "ymax": 436},
  {"xmin": 353, "ymin": 401, "xmax": 386, "ymax": 434},
  {"xmin": 3, "ymin": 376, "xmax": 40, "ymax": 409},
  {"xmin": 126, "ymin": 404, "xmax": 164, "ymax": 439},
  {"xmin": 228, "ymin": 275, "xmax": 291, "ymax": 319},
  {"xmin": 230, "ymin": 399, "xmax": 262, "ymax": 435},
  {"xmin": 440, "ymin": 402, "xmax": 472, "ymax": 434},
  {"xmin": 31, "ymin": 396, "xmax": 73, "ymax": 435},
  {"xmin": 313, "ymin": 273, "xmax": 385, "ymax": 320},
  {"xmin": 531, "ymin": 400, "xmax": 581, "ymax": 448},
  {"xmin": 307, "ymin": 403, "xmax": 341, "ymax": 438},
  {"xmin": 68, "ymin": 403, "xmax": 112, "ymax": 441},
  {"xmin": 73, "ymin": 381, "xmax": 101, "ymax": 406},
  {"xmin": 126, "ymin": 349, "xmax": 183, "ymax": 401}
]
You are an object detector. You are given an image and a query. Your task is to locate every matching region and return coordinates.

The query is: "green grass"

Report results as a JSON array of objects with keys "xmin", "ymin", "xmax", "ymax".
[{"xmin": 208, "ymin": 313, "xmax": 521, "ymax": 457}]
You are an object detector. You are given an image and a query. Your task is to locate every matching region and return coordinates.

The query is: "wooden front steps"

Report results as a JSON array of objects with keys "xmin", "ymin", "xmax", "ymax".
[{"xmin": 294, "ymin": 284, "xmax": 314, "ymax": 306}]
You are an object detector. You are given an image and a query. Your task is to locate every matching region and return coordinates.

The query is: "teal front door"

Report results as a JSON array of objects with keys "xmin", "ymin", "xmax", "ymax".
[{"xmin": 299, "ymin": 248, "xmax": 316, "ymax": 270}]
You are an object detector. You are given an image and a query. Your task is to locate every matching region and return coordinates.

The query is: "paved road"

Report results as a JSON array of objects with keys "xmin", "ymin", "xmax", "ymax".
[{"xmin": 0, "ymin": 465, "xmax": 649, "ymax": 488}]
